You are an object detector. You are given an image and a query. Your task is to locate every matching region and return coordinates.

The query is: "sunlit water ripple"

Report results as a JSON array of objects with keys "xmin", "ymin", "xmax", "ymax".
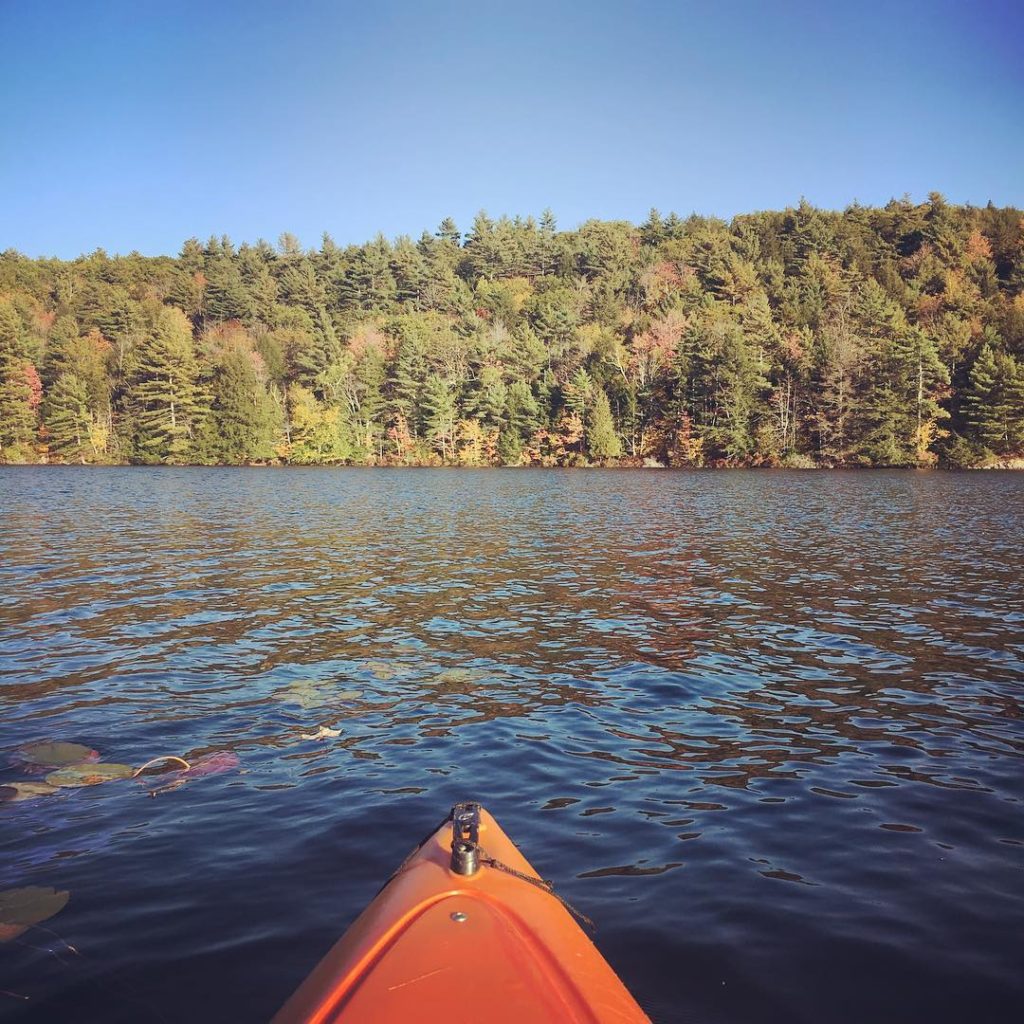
[{"xmin": 1, "ymin": 468, "xmax": 1022, "ymax": 1023}]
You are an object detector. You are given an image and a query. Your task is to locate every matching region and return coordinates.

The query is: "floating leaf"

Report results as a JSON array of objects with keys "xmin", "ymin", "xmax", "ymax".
[
  {"xmin": 300, "ymin": 726, "xmax": 341, "ymax": 741},
  {"xmin": 0, "ymin": 781, "xmax": 59, "ymax": 803},
  {"xmin": 0, "ymin": 886, "xmax": 70, "ymax": 943},
  {"xmin": 45, "ymin": 763, "xmax": 134, "ymax": 788},
  {"xmin": 16, "ymin": 742, "xmax": 99, "ymax": 767}
]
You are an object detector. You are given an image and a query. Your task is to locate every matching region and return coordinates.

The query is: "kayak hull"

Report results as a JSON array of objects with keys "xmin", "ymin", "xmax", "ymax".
[{"xmin": 273, "ymin": 806, "xmax": 650, "ymax": 1023}]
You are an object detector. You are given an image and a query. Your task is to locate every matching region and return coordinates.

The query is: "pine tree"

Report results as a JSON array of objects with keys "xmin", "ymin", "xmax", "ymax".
[
  {"xmin": 587, "ymin": 386, "xmax": 622, "ymax": 460},
  {"xmin": 206, "ymin": 347, "xmax": 280, "ymax": 462},
  {"xmin": 436, "ymin": 218, "xmax": 461, "ymax": 246},
  {"xmin": 0, "ymin": 361, "xmax": 39, "ymax": 458},
  {"xmin": 204, "ymin": 256, "xmax": 250, "ymax": 321},
  {"xmin": 963, "ymin": 344, "xmax": 1024, "ymax": 454},
  {"xmin": 711, "ymin": 323, "xmax": 768, "ymax": 460},
  {"xmin": 640, "ymin": 208, "xmax": 665, "ymax": 247},
  {"xmin": 44, "ymin": 371, "xmax": 91, "ymax": 462},
  {"xmin": 390, "ymin": 336, "xmax": 427, "ymax": 438},
  {"xmin": 171, "ymin": 238, "xmax": 207, "ymax": 320},
  {"xmin": 2, "ymin": 198, "xmax": 1023, "ymax": 468},
  {"xmin": 130, "ymin": 308, "xmax": 202, "ymax": 463},
  {"xmin": 421, "ymin": 373, "xmax": 457, "ymax": 459},
  {"xmin": 563, "ymin": 367, "xmax": 593, "ymax": 418},
  {"xmin": 275, "ymin": 306, "xmax": 337, "ymax": 387},
  {"xmin": 1006, "ymin": 357, "xmax": 1024, "ymax": 453},
  {"xmin": 0, "ymin": 299, "xmax": 27, "ymax": 363},
  {"xmin": 465, "ymin": 366, "xmax": 507, "ymax": 431},
  {"xmin": 0, "ymin": 297, "xmax": 39, "ymax": 457},
  {"xmin": 238, "ymin": 246, "xmax": 279, "ymax": 324},
  {"xmin": 463, "ymin": 211, "xmax": 496, "ymax": 281},
  {"xmin": 42, "ymin": 315, "xmax": 80, "ymax": 384},
  {"xmin": 499, "ymin": 380, "xmax": 541, "ymax": 464},
  {"xmin": 346, "ymin": 344, "xmax": 388, "ymax": 461},
  {"xmin": 391, "ymin": 236, "xmax": 426, "ymax": 307},
  {"xmin": 340, "ymin": 236, "xmax": 397, "ymax": 311}
]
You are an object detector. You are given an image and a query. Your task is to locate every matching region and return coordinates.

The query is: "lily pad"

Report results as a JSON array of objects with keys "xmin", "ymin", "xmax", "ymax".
[
  {"xmin": 428, "ymin": 667, "xmax": 490, "ymax": 687},
  {"xmin": 0, "ymin": 781, "xmax": 59, "ymax": 803},
  {"xmin": 16, "ymin": 742, "xmax": 99, "ymax": 767},
  {"xmin": 275, "ymin": 679, "xmax": 327, "ymax": 709},
  {"xmin": 45, "ymin": 763, "xmax": 134, "ymax": 788},
  {"xmin": 0, "ymin": 886, "xmax": 70, "ymax": 943}
]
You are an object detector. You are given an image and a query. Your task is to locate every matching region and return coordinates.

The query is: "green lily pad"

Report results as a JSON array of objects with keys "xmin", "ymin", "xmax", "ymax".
[
  {"xmin": 428, "ymin": 668, "xmax": 489, "ymax": 687},
  {"xmin": 0, "ymin": 781, "xmax": 59, "ymax": 802},
  {"xmin": 276, "ymin": 679, "xmax": 327, "ymax": 709},
  {"xmin": 45, "ymin": 763, "xmax": 134, "ymax": 788},
  {"xmin": 0, "ymin": 886, "xmax": 70, "ymax": 942},
  {"xmin": 16, "ymin": 741, "xmax": 99, "ymax": 767}
]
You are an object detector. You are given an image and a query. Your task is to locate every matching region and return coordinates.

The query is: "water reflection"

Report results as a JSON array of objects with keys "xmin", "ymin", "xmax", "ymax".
[{"xmin": 1, "ymin": 468, "xmax": 1023, "ymax": 1023}]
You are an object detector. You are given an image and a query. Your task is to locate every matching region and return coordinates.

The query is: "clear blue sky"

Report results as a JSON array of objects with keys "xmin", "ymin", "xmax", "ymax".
[{"xmin": 2, "ymin": 0, "xmax": 1022, "ymax": 258}]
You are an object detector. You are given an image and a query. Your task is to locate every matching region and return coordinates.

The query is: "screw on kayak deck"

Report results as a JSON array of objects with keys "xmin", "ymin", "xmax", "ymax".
[
  {"xmin": 450, "ymin": 911, "xmax": 468, "ymax": 923},
  {"xmin": 450, "ymin": 802, "xmax": 482, "ymax": 876}
]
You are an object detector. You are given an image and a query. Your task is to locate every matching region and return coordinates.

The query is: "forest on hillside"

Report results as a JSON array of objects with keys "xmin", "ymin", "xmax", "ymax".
[{"xmin": 1, "ymin": 195, "xmax": 1022, "ymax": 469}]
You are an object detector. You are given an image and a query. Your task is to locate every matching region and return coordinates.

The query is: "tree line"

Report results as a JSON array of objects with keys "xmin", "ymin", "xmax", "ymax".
[{"xmin": 1, "ymin": 195, "xmax": 1022, "ymax": 468}]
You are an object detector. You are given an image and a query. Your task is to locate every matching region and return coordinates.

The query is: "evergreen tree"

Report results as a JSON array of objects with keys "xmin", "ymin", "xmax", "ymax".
[
  {"xmin": 436, "ymin": 217, "xmax": 461, "ymax": 246},
  {"xmin": 204, "ymin": 255, "xmax": 250, "ymax": 321},
  {"xmin": 499, "ymin": 380, "xmax": 541, "ymax": 463},
  {"xmin": 587, "ymin": 386, "xmax": 622, "ymax": 459},
  {"xmin": 390, "ymin": 334, "xmax": 428, "ymax": 438},
  {"xmin": 2, "ymin": 198, "xmax": 1023, "ymax": 467},
  {"xmin": 421, "ymin": 373, "xmax": 457, "ymax": 459},
  {"xmin": 171, "ymin": 238, "xmax": 207, "ymax": 320},
  {"xmin": 0, "ymin": 298, "xmax": 39, "ymax": 458},
  {"xmin": 0, "ymin": 360, "xmax": 39, "ymax": 458},
  {"xmin": 0, "ymin": 298, "xmax": 28, "ymax": 365},
  {"xmin": 130, "ymin": 308, "xmax": 202, "ymax": 463},
  {"xmin": 44, "ymin": 371, "xmax": 91, "ymax": 461},
  {"xmin": 465, "ymin": 366, "xmax": 508, "ymax": 431},
  {"xmin": 341, "ymin": 236, "xmax": 397, "ymax": 310},
  {"xmin": 563, "ymin": 367, "xmax": 593, "ymax": 418},
  {"xmin": 206, "ymin": 347, "xmax": 280, "ymax": 462},
  {"xmin": 963, "ymin": 344, "xmax": 1024, "ymax": 455}
]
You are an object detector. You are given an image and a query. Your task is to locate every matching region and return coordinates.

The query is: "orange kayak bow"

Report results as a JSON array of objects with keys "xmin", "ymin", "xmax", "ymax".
[{"xmin": 273, "ymin": 802, "xmax": 650, "ymax": 1023}]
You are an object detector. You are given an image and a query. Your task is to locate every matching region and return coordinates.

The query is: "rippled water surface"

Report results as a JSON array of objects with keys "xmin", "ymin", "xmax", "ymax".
[{"xmin": 2, "ymin": 468, "xmax": 1023, "ymax": 1023}]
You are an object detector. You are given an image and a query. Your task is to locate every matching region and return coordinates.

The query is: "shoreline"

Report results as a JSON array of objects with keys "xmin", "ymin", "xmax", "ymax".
[{"xmin": 2, "ymin": 460, "xmax": 1022, "ymax": 471}]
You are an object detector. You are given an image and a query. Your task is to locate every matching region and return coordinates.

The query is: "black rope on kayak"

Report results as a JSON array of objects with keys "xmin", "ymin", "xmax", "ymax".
[
  {"xmin": 478, "ymin": 849, "xmax": 596, "ymax": 931},
  {"xmin": 374, "ymin": 809, "xmax": 454, "ymax": 897},
  {"xmin": 373, "ymin": 803, "xmax": 596, "ymax": 931}
]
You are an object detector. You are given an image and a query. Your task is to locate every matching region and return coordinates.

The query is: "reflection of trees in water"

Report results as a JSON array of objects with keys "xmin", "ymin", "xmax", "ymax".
[
  {"xmin": 558, "ymin": 658, "xmax": 1020, "ymax": 794},
  {"xmin": 5, "ymin": 473, "xmax": 1022, "ymax": 816}
]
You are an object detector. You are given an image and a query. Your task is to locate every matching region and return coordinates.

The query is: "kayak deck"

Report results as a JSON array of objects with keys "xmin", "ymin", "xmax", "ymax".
[{"xmin": 273, "ymin": 804, "xmax": 650, "ymax": 1023}]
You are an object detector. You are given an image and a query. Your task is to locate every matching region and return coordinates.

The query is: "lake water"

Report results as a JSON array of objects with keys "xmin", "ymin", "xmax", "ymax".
[{"xmin": 1, "ymin": 468, "xmax": 1022, "ymax": 1023}]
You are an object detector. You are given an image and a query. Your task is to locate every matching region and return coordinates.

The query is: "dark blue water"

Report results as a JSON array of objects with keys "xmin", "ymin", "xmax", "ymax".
[{"xmin": 1, "ymin": 468, "xmax": 1023, "ymax": 1023}]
